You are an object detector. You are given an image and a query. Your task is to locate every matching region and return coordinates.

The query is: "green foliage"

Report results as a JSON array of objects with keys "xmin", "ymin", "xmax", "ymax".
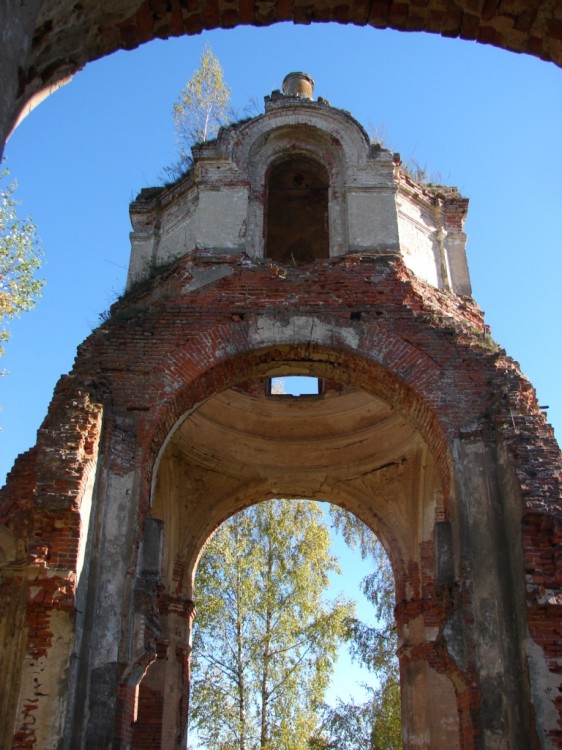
[
  {"xmin": 370, "ymin": 677, "xmax": 402, "ymax": 750},
  {"xmin": 0, "ymin": 168, "xmax": 44, "ymax": 356},
  {"xmin": 190, "ymin": 499, "xmax": 350, "ymax": 750},
  {"xmin": 164, "ymin": 50, "xmax": 260, "ymax": 184},
  {"xmin": 310, "ymin": 695, "xmax": 378, "ymax": 749},
  {"xmin": 347, "ymin": 563, "xmax": 397, "ymax": 679},
  {"xmin": 311, "ymin": 674, "xmax": 402, "ymax": 750},
  {"xmin": 329, "ymin": 506, "xmax": 380, "ymax": 560},
  {"xmin": 329, "ymin": 508, "xmax": 398, "ymax": 678},
  {"xmin": 173, "ymin": 45, "xmax": 231, "ymax": 165},
  {"xmin": 312, "ymin": 676, "xmax": 401, "ymax": 749},
  {"xmin": 318, "ymin": 508, "xmax": 402, "ymax": 750}
]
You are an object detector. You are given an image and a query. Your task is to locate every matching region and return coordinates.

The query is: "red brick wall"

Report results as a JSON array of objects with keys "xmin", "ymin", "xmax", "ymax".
[{"xmin": 131, "ymin": 684, "xmax": 163, "ymax": 749}]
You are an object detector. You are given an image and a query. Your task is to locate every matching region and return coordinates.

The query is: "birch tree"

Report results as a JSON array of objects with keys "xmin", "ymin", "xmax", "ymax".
[
  {"xmin": 190, "ymin": 499, "xmax": 350, "ymax": 749},
  {"xmin": 173, "ymin": 45, "xmax": 231, "ymax": 165}
]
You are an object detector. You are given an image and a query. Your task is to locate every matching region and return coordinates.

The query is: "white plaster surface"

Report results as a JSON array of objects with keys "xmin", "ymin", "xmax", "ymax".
[
  {"xmin": 526, "ymin": 635, "xmax": 559, "ymax": 749},
  {"xmin": 195, "ymin": 187, "xmax": 247, "ymax": 250},
  {"xmin": 347, "ymin": 190, "xmax": 399, "ymax": 250},
  {"xmin": 249, "ymin": 315, "xmax": 360, "ymax": 351},
  {"xmin": 92, "ymin": 470, "xmax": 135, "ymax": 667},
  {"xmin": 182, "ymin": 265, "xmax": 233, "ymax": 293},
  {"xmin": 397, "ymin": 192, "xmax": 440, "ymax": 287},
  {"xmin": 127, "ymin": 96, "xmax": 471, "ymax": 296},
  {"xmin": 76, "ymin": 454, "xmax": 98, "ymax": 586}
]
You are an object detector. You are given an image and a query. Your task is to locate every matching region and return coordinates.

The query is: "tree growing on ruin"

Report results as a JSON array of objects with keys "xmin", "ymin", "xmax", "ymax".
[
  {"xmin": 173, "ymin": 45, "xmax": 231, "ymax": 166},
  {"xmin": 189, "ymin": 499, "xmax": 350, "ymax": 750},
  {"xmin": 0, "ymin": 168, "xmax": 44, "ymax": 357}
]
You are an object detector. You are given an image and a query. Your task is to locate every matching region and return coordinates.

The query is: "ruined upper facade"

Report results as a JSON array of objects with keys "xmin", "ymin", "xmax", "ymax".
[
  {"xmin": 0, "ymin": 75, "xmax": 560, "ymax": 750},
  {"xmin": 128, "ymin": 74, "xmax": 470, "ymax": 296}
]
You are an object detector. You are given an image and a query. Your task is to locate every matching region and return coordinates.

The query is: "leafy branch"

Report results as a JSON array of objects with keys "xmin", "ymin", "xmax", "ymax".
[{"xmin": 0, "ymin": 167, "xmax": 44, "ymax": 357}]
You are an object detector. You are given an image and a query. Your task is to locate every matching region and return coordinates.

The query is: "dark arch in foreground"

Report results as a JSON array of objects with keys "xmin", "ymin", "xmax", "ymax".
[{"xmin": 1, "ymin": 0, "xmax": 561, "ymax": 153}]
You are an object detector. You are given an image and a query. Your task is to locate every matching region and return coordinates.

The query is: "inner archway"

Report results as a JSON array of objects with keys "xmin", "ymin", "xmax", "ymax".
[
  {"xmin": 152, "ymin": 375, "xmax": 438, "ymax": 589},
  {"xmin": 185, "ymin": 496, "xmax": 403, "ymax": 749},
  {"xmin": 146, "ymin": 370, "xmax": 463, "ymax": 749}
]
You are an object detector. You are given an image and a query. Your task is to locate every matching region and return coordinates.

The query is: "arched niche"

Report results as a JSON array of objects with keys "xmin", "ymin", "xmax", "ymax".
[
  {"xmin": 231, "ymin": 115, "xmax": 356, "ymax": 259},
  {"xmin": 265, "ymin": 156, "xmax": 329, "ymax": 264}
]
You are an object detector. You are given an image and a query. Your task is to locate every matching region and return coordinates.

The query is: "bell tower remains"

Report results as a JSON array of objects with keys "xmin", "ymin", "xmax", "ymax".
[{"xmin": 0, "ymin": 74, "xmax": 560, "ymax": 750}]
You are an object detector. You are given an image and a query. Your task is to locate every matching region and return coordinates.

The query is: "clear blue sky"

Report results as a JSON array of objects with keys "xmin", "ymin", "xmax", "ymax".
[{"xmin": 1, "ymin": 23, "xmax": 560, "ymax": 714}]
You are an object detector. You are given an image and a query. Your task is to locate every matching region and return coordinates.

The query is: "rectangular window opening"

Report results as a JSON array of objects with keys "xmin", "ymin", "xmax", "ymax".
[{"xmin": 268, "ymin": 376, "xmax": 321, "ymax": 396}]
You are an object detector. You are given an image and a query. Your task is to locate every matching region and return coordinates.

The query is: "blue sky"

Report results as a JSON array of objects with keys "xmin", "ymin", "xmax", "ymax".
[{"xmin": 1, "ymin": 21, "xmax": 560, "ymax": 716}]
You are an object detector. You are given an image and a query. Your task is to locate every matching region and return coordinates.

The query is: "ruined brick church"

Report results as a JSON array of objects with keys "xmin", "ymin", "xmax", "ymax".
[{"xmin": 0, "ymin": 72, "xmax": 560, "ymax": 750}]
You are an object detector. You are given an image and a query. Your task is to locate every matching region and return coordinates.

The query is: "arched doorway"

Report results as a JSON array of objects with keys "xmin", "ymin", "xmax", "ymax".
[
  {"xmin": 183, "ymin": 496, "xmax": 403, "ymax": 749},
  {"xmin": 265, "ymin": 157, "xmax": 330, "ymax": 264},
  {"xmin": 140, "ymin": 369, "xmax": 464, "ymax": 749}
]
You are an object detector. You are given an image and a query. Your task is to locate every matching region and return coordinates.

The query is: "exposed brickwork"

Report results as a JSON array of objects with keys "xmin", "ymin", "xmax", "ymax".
[
  {"xmin": 1, "ymin": 383, "xmax": 102, "ymax": 519},
  {"xmin": 0, "ymin": 388, "xmax": 102, "ymax": 750},
  {"xmin": 131, "ymin": 684, "xmax": 164, "ymax": 749},
  {"xmin": 77, "ymin": 251, "xmax": 556, "ymax": 511},
  {"xmin": 395, "ymin": 535, "xmax": 484, "ymax": 750},
  {"xmin": 0, "ymin": 251, "xmax": 560, "ymax": 748},
  {"xmin": 115, "ymin": 681, "xmax": 137, "ymax": 748}
]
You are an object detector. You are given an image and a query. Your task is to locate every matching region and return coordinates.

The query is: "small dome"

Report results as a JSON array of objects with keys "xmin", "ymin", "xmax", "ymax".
[{"xmin": 282, "ymin": 72, "xmax": 314, "ymax": 99}]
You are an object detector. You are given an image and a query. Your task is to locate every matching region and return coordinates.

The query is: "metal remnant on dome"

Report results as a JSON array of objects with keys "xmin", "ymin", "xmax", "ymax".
[{"xmin": 282, "ymin": 72, "xmax": 314, "ymax": 99}]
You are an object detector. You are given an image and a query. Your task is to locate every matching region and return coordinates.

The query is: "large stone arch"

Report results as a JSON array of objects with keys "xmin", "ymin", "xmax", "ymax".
[
  {"xmin": 1, "ymin": 0, "xmax": 561, "ymax": 153},
  {"xmin": 141, "ymin": 319, "xmax": 454, "ymax": 501},
  {"xmin": 135, "ymin": 332, "xmax": 461, "ymax": 750},
  {"xmin": 145, "ymin": 331, "xmax": 448, "ymax": 582},
  {"xmin": 126, "ymin": 305, "xmax": 541, "ymax": 748},
  {"xmin": 1, "ymin": 248, "xmax": 558, "ymax": 748}
]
